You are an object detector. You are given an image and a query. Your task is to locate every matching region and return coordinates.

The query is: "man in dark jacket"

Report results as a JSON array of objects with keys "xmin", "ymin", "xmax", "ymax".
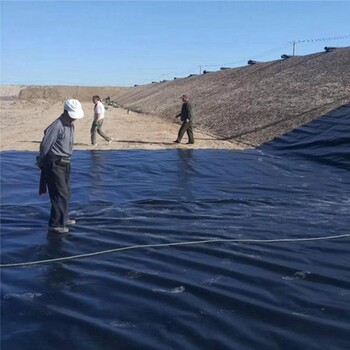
[
  {"xmin": 37, "ymin": 99, "xmax": 84, "ymax": 234},
  {"xmin": 174, "ymin": 95, "xmax": 194, "ymax": 144}
]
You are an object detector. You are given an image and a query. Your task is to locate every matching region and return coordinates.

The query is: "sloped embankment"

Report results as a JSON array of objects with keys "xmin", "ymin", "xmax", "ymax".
[{"xmin": 111, "ymin": 47, "xmax": 350, "ymax": 146}]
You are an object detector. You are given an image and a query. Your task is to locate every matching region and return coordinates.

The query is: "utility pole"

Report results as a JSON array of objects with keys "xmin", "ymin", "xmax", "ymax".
[
  {"xmin": 199, "ymin": 65, "xmax": 202, "ymax": 74},
  {"xmin": 292, "ymin": 41, "xmax": 296, "ymax": 56}
]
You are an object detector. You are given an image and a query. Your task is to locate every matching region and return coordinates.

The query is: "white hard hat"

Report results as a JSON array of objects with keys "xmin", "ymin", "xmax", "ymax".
[{"xmin": 64, "ymin": 99, "xmax": 84, "ymax": 119}]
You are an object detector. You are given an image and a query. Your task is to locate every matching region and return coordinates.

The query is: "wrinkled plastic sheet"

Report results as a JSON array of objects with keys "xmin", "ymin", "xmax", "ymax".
[{"xmin": 1, "ymin": 104, "xmax": 350, "ymax": 350}]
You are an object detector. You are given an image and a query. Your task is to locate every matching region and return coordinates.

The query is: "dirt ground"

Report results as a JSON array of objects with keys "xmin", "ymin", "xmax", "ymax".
[{"xmin": 0, "ymin": 99, "xmax": 245, "ymax": 152}]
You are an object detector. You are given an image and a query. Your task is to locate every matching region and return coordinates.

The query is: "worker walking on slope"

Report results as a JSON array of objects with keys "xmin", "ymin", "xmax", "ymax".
[
  {"xmin": 174, "ymin": 94, "xmax": 194, "ymax": 144},
  {"xmin": 37, "ymin": 99, "xmax": 84, "ymax": 234},
  {"xmin": 91, "ymin": 95, "xmax": 113, "ymax": 145}
]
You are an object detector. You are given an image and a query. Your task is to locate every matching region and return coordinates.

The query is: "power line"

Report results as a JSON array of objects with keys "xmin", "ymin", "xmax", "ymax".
[
  {"xmin": 291, "ymin": 34, "xmax": 350, "ymax": 55},
  {"xmin": 201, "ymin": 34, "xmax": 350, "ymax": 68},
  {"xmin": 292, "ymin": 34, "xmax": 350, "ymax": 44}
]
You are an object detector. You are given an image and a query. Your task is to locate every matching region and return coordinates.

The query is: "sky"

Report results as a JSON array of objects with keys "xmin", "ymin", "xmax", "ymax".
[{"xmin": 1, "ymin": 1, "xmax": 349, "ymax": 86}]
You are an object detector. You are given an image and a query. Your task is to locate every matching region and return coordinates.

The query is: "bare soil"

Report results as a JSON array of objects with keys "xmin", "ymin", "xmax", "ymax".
[{"xmin": 0, "ymin": 99, "xmax": 244, "ymax": 151}]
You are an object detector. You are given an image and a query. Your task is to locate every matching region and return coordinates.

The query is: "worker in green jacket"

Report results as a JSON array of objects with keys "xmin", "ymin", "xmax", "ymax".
[{"xmin": 174, "ymin": 95, "xmax": 194, "ymax": 144}]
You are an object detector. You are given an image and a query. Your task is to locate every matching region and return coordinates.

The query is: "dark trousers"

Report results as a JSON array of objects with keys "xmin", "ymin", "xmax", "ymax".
[
  {"xmin": 91, "ymin": 120, "xmax": 111, "ymax": 144},
  {"xmin": 177, "ymin": 120, "xmax": 194, "ymax": 143},
  {"xmin": 44, "ymin": 157, "xmax": 71, "ymax": 227}
]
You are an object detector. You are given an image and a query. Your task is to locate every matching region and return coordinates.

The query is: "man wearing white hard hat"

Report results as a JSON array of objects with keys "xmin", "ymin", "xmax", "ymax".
[{"xmin": 37, "ymin": 99, "xmax": 84, "ymax": 234}]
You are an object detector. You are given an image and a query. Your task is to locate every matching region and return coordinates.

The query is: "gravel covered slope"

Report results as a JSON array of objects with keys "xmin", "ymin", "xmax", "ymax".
[{"xmin": 111, "ymin": 47, "xmax": 350, "ymax": 146}]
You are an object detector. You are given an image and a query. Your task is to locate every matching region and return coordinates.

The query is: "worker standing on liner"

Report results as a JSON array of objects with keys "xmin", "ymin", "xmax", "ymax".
[
  {"xmin": 36, "ymin": 99, "xmax": 84, "ymax": 234},
  {"xmin": 91, "ymin": 95, "xmax": 113, "ymax": 145},
  {"xmin": 174, "ymin": 94, "xmax": 194, "ymax": 144}
]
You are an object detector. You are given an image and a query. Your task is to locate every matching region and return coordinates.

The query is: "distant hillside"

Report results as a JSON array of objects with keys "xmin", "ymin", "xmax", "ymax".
[
  {"xmin": 111, "ymin": 47, "xmax": 350, "ymax": 146},
  {"xmin": 18, "ymin": 85, "xmax": 125, "ymax": 102},
  {"xmin": 0, "ymin": 85, "xmax": 27, "ymax": 100}
]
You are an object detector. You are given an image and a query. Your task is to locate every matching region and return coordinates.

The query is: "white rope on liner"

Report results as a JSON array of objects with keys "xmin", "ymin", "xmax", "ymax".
[{"xmin": 1, "ymin": 234, "xmax": 349, "ymax": 269}]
